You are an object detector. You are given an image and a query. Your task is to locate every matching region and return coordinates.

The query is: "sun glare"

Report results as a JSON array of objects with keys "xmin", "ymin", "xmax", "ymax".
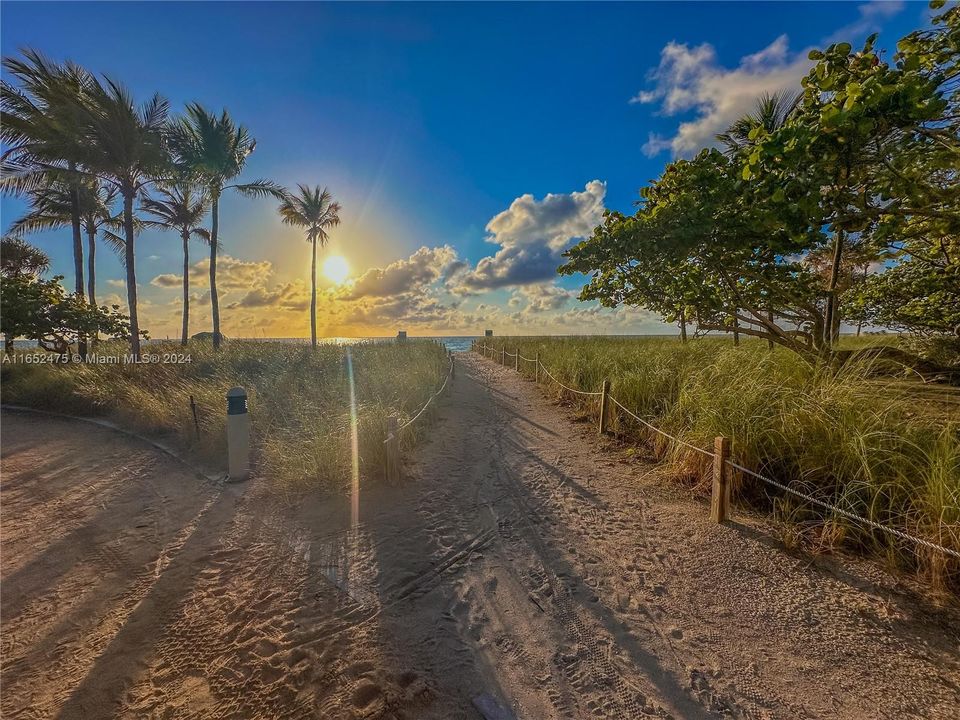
[{"xmin": 323, "ymin": 255, "xmax": 350, "ymax": 284}]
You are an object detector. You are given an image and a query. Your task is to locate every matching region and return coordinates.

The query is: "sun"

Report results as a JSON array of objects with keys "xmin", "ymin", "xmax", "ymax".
[{"xmin": 323, "ymin": 255, "xmax": 350, "ymax": 284}]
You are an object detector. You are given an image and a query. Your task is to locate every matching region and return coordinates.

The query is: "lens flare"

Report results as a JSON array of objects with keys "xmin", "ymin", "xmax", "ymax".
[
  {"xmin": 345, "ymin": 348, "xmax": 360, "ymax": 529},
  {"xmin": 323, "ymin": 255, "xmax": 349, "ymax": 284}
]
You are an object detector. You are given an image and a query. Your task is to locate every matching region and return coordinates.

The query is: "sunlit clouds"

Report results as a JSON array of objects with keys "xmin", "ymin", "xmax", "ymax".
[{"xmin": 131, "ymin": 180, "xmax": 669, "ymax": 338}]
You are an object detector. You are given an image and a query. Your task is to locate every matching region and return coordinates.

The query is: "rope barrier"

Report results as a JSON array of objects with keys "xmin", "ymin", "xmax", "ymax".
[
  {"xmin": 609, "ymin": 396, "xmax": 715, "ymax": 459},
  {"xmin": 726, "ymin": 460, "xmax": 960, "ymax": 559},
  {"xmin": 537, "ymin": 361, "xmax": 604, "ymax": 396},
  {"xmin": 473, "ymin": 341, "xmax": 959, "ymax": 560},
  {"xmin": 386, "ymin": 354, "xmax": 454, "ymax": 442},
  {"xmin": 518, "ymin": 354, "xmax": 536, "ymax": 363}
]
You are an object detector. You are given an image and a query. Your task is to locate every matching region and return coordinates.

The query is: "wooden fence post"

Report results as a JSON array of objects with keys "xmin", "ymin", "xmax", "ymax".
[
  {"xmin": 501, "ymin": 347, "xmax": 505, "ymax": 365},
  {"xmin": 711, "ymin": 436, "xmax": 730, "ymax": 523},
  {"xmin": 451, "ymin": 351, "xmax": 455, "ymax": 379},
  {"xmin": 599, "ymin": 379, "xmax": 610, "ymax": 434},
  {"xmin": 535, "ymin": 351, "xmax": 540, "ymax": 383},
  {"xmin": 515, "ymin": 349, "xmax": 519, "ymax": 372}
]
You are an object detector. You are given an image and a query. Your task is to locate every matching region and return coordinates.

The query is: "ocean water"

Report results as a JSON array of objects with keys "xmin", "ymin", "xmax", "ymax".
[{"xmin": 1, "ymin": 336, "xmax": 480, "ymax": 353}]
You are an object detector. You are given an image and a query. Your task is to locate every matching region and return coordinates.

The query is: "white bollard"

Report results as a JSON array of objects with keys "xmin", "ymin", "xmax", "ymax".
[{"xmin": 226, "ymin": 386, "xmax": 250, "ymax": 481}]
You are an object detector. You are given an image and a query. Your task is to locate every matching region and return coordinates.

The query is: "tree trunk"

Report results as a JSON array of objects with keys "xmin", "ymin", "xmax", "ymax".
[
  {"xmin": 86, "ymin": 226, "xmax": 97, "ymax": 306},
  {"xmin": 69, "ymin": 164, "xmax": 87, "ymax": 358},
  {"xmin": 767, "ymin": 309, "xmax": 775, "ymax": 351},
  {"xmin": 4, "ymin": 333, "xmax": 13, "ymax": 354},
  {"xmin": 181, "ymin": 229, "xmax": 190, "ymax": 346},
  {"xmin": 679, "ymin": 307, "xmax": 687, "ymax": 343},
  {"xmin": 823, "ymin": 230, "xmax": 845, "ymax": 349},
  {"xmin": 123, "ymin": 191, "xmax": 141, "ymax": 357},
  {"xmin": 210, "ymin": 193, "xmax": 221, "ymax": 350},
  {"xmin": 87, "ymin": 225, "xmax": 98, "ymax": 347},
  {"xmin": 823, "ymin": 229, "xmax": 845, "ymax": 349},
  {"xmin": 310, "ymin": 236, "xmax": 317, "ymax": 349},
  {"xmin": 732, "ymin": 314, "xmax": 740, "ymax": 346}
]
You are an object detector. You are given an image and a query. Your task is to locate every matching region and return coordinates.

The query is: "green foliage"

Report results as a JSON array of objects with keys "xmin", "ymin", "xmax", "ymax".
[
  {"xmin": 478, "ymin": 336, "xmax": 959, "ymax": 584},
  {"xmin": 0, "ymin": 273, "xmax": 139, "ymax": 353},
  {"xmin": 1, "ymin": 340, "xmax": 449, "ymax": 493},
  {"xmin": 563, "ymin": 3, "xmax": 960, "ymax": 360}
]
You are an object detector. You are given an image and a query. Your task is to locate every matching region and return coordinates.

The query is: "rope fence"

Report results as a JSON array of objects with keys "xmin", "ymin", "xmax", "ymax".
[
  {"xmin": 473, "ymin": 342, "xmax": 959, "ymax": 562},
  {"xmin": 383, "ymin": 351, "xmax": 454, "ymax": 483}
]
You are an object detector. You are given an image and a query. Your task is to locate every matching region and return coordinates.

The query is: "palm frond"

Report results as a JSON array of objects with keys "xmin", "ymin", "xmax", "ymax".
[{"xmin": 230, "ymin": 178, "xmax": 287, "ymax": 200}]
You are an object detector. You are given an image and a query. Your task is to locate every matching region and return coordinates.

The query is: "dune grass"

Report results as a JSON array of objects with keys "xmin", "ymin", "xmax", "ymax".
[
  {"xmin": 478, "ymin": 336, "xmax": 959, "ymax": 588},
  {"xmin": 1, "ymin": 339, "xmax": 450, "ymax": 494}
]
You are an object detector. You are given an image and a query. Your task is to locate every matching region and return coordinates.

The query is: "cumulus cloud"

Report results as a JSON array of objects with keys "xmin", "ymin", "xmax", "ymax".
[
  {"xmin": 344, "ymin": 245, "xmax": 458, "ymax": 299},
  {"xmin": 226, "ymin": 281, "xmax": 310, "ymax": 311},
  {"xmin": 513, "ymin": 283, "xmax": 574, "ymax": 315},
  {"xmin": 454, "ymin": 181, "xmax": 606, "ymax": 293},
  {"xmin": 150, "ymin": 255, "xmax": 273, "ymax": 291},
  {"xmin": 634, "ymin": 0, "xmax": 903, "ymax": 158},
  {"xmin": 635, "ymin": 36, "xmax": 811, "ymax": 157}
]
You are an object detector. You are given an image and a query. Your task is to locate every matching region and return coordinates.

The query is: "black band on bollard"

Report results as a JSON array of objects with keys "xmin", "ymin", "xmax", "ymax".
[{"xmin": 226, "ymin": 388, "xmax": 248, "ymax": 415}]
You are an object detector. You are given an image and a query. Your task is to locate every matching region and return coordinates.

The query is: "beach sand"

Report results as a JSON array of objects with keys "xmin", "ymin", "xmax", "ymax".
[{"xmin": 2, "ymin": 352, "xmax": 958, "ymax": 718}]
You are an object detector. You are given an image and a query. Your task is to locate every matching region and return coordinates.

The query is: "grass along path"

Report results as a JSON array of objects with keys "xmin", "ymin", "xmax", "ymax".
[
  {"xmin": 5, "ymin": 354, "xmax": 959, "ymax": 719},
  {"xmin": 475, "ymin": 337, "xmax": 960, "ymax": 590},
  {"xmin": 1, "ymin": 339, "xmax": 450, "ymax": 493}
]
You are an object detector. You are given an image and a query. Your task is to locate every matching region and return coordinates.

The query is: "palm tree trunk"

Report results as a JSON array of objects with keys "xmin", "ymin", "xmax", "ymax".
[
  {"xmin": 210, "ymin": 193, "xmax": 221, "ymax": 350},
  {"xmin": 86, "ymin": 226, "xmax": 97, "ymax": 306},
  {"xmin": 123, "ymin": 190, "xmax": 141, "ymax": 357},
  {"xmin": 181, "ymin": 229, "xmax": 190, "ymax": 346},
  {"xmin": 310, "ymin": 236, "xmax": 317, "ymax": 349},
  {"xmin": 69, "ymin": 165, "xmax": 87, "ymax": 359}
]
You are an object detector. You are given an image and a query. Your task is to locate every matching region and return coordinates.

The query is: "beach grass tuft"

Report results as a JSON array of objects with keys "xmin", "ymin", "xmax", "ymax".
[
  {"xmin": 479, "ymin": 336, "xmax": 959, "ymax": 587},
  {"xmin": 2, "ymin": 339, "xmax": 449, "ymax": 494}
]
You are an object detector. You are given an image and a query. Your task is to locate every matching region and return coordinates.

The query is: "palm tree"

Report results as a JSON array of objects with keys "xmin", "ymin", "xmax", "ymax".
[
  {"xmin": 716, "ymin": 90, "xmax": 801, "ymax": 156},
  {"xmin": 168, "ymin": 104, "xmax": 286, "ymax": 349},
  {"xmin": 277, "ymin": 185, "xmax": 341, "ymax": 348},
  {"xmin": 140, "ymin": 184, "xmax": 209, "ymax": 345},
  {"xmin": 76, "ymin": 77, "xmax": 170, "ymax": 356},
  {"xmin": 1, "ymin": 50, "xmax": 93, "ymax": 302},
  {"xmin": 8, "ymin": 179, "xmax": 120, "ymax": 306},
  {"xmin": 717, "ymin": 90, "xmax": 801, "ymax": 349},
  {"xmin": 1, "ymin": 235, "xmax": 50, "ymax": 278}
]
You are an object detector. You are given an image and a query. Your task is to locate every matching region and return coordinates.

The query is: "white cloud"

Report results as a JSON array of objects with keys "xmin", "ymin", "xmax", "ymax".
[
  {"xmin": 150, "ymin": 255, "xmax": 273, "ymax": 291},
  {"xmin": 344, "ymin": 245, "xmax": 459, "ymax": 299},
  {"xmin": 453, "ymin": 181, "xmax": 606, "ymax": 293},
  {"xmin": 826, "ymin": 0, "xmax": 904, "ymax": 43},
  {"xmin": 635, "ymin": 36, "xmax": 811, "ymax": 157},
  {"xmin": 634, "ymin": 0, "xmax": 904, "ymax": 158}
]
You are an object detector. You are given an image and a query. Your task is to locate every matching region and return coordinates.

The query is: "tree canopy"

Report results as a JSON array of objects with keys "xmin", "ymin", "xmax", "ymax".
[{"xmin": 561, "ymin": 2, "xmax": 960, "ymax": 361}]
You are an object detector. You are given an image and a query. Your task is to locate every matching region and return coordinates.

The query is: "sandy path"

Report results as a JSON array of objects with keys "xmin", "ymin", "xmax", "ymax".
[{"xmin": 2, "ymin": 353, "xmax": 958, "ymax": 719}]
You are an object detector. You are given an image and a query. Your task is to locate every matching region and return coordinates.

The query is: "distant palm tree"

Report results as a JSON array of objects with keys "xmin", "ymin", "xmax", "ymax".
[
  {"xmin": 168, "ymin": 104, "xmax": 286, "ymax": 349},
  {"xmin": 277, "ymin": 185, "xmax": 341, "ymax": 348},
  {"xmin": 716, "ymin": 91, "xmax": 801, "ymax": 155},
  {"xmin": 76, "ymin": 77, "xmax": 170, "ymax": 356},
  {"xmin": 717, "ymin": 90, "xmax": 801, "ymax": 348},
  {"xmin": 8, "ymin": 179, "xmax": 120, "ymax": 306},
  {"xmin": 141, "ymin": 184, "xmax": 209, "ymax": 345},
  {"xmin": 1, "ymin": 50, "xmax": 93, "ymax": 301},
  {"xmin": 0, "ymin": 235, "xmax": 50, "ymax": 278}
]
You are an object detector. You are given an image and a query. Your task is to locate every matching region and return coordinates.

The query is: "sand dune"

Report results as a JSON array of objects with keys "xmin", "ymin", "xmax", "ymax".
[{"xmin": 2, "ymin": 353, "xmax": 958, "ymax": 718}]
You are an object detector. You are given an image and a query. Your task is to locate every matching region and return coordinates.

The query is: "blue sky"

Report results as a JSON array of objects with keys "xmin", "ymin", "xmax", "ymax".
[{"xmin": 1, "ymin": 1, "xmax": 929, "ymax": 337}]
